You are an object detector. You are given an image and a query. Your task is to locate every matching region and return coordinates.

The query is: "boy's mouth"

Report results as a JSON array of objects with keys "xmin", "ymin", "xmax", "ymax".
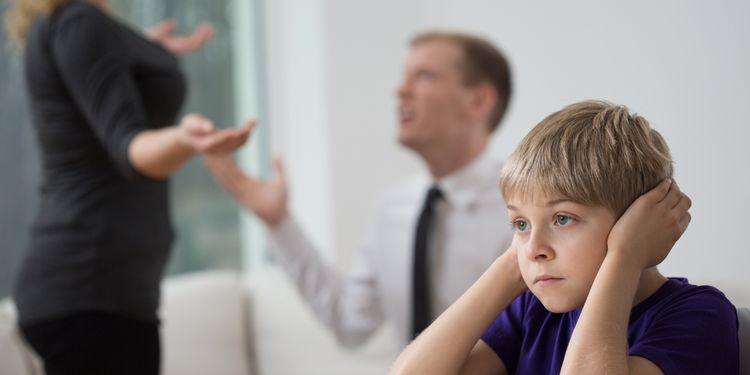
[{"xmin": 534, "ymin": 275, "xmax": 563, "ymax": 285}]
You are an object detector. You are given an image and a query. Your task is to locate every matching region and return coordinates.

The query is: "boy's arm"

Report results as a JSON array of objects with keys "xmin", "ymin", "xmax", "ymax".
[
  {"xmin": 560, "ymin": 180, "xmax": 692, "ymax": 375},
  {"xmin": 389, "ymin": 247, "xmax": 527, "ymax": 375}
]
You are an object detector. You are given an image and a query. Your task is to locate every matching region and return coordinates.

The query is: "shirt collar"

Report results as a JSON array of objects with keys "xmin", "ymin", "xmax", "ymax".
[{"xmin": 431, "ymin": 149, "xmax": 500, "ymax": 211}]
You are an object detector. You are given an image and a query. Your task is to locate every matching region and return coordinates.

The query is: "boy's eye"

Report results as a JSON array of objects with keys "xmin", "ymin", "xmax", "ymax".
[
  {"xmin": 556, "ymin": 215, "xmax": 573, "ymax": 226},
  {"xmin": 513, "ymin": 220, "xmax": 529, "ymax": 232}
]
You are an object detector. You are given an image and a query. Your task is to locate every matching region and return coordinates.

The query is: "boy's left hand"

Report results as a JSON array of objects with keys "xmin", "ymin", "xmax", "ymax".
[{"xmin": 607, "ymin": 179, "xmax": 692, "ymax": 270}]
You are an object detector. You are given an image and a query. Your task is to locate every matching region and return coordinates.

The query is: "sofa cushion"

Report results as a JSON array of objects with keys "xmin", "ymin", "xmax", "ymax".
[
  {"xmin": 247, "ymin": 266, "xmax": 395, "ymax": 375},
  {"xmin": 160, "ymin": 270, "xmax": 252, "ymax": 375}
]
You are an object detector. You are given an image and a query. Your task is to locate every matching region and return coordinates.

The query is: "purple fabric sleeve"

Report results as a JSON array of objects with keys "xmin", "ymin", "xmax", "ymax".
[
  {"xmin": 480, "ymin": 293, "xmax": 529, "ymax": 374},
  {"xmin": 627, "ymin": 285, "xmax": 739, "ymax": 374}
]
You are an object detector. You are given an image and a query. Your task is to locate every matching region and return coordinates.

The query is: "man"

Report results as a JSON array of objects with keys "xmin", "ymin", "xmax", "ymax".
[{"xmin": 206, "ymin": 31, "xmax": 513, "ymax": 347}]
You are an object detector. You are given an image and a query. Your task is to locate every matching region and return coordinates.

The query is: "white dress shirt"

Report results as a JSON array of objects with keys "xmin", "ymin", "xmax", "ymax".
[{"xmin": 268, "ymin": 150, "xmax": 513, "ymax": 347}]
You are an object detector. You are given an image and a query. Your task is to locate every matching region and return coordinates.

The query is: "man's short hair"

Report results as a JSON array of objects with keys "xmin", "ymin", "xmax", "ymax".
[
  {"xmin": 499, "ymin": 100, "xmax": 673, "ymax": 216},
  {"xmin": 411, "ymin": 31, "xmax": 512, "ymax": 133}
]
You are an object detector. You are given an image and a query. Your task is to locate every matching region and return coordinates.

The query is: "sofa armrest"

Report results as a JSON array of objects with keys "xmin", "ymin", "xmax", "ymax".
[
  {"xmin": 0, "ymin": 300, "xmax": 42, "ymax": 375},
  {"xmin": 739, "ymin": 306, "xmax": 750, "ymax": 375}
]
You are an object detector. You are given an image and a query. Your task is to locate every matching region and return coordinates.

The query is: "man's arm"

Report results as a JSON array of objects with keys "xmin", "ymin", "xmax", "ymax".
[
  {"xmin": 560, "ymin": 180, "xmax": 692, "ymax": 375},
  {"xmin": 205, "ymin": 155, "xmax": 385, "ymax": 346},
  {"xmin": 389, "ymin": 248, "xmax": 526, "ymax": 375},
  {"xmin": 204, "ymin": 155, "xmax": 289, "ymax": 226}
]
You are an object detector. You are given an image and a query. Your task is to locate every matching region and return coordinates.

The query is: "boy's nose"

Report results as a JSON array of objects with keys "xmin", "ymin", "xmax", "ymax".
[{"xmin": 526, "ymin": 229, "xmax": 555, "ymax": 262}]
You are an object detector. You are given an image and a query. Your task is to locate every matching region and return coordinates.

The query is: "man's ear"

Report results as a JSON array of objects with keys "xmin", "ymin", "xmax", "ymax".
[{"xmin": 470, "ymin": 83, "xmax": 497, "ymax": 125}]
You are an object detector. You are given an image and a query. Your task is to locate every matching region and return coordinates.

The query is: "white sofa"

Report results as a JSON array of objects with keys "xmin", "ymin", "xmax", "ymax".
[
  {"xmin": 3, "ymin": 270, "xmax": 747, "ymax": 374},
  {"xmin": 0, "ymin": 267, "xmax": 395, "ymax": 375}
]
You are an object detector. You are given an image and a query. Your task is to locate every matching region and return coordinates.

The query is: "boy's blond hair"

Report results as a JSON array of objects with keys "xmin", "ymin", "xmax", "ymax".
[{"xmin": 500, "ymin": 100, "xmax": 673, "ymax": 216}]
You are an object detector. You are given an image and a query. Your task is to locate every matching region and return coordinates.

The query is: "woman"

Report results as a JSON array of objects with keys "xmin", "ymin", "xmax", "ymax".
[{"xmin": 5, "ymin": 0, "xmax": 251, "ymax": 373}]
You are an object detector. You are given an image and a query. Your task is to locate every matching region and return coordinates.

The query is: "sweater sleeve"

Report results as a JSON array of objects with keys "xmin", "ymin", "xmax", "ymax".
[{"xmin": 49, "ymin": 7, "xmax": 153, "ymax": 181}]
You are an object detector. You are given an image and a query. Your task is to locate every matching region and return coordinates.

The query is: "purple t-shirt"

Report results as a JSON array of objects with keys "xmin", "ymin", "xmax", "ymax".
[{"xmin": 481, "ymin": 278, "xmax": 739, "ymax": 374}]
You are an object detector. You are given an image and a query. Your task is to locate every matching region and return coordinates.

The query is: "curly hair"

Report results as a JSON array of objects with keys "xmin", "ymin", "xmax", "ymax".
[{"xmin": 5, "ymin": 0, "xmax": 72, "ymax": 48}]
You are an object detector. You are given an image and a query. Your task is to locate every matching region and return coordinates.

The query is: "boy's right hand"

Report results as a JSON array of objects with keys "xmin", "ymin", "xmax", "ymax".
[
  {"xmin": 607, "ymin": 179, "xmax": 692, "ymax": 271},
  {"xmin": 498, "ymin": 246, "xmax": 528, "ymax": 298}
]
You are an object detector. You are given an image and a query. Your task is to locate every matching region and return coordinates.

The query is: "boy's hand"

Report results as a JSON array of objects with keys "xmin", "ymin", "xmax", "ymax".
[
  {"xmin": 607, "ymin": 179, "xmax": 692, "ymax": 270},
  {"xmin": 499, "ymin": 246, "xmax": 528, "ymax": 298}
]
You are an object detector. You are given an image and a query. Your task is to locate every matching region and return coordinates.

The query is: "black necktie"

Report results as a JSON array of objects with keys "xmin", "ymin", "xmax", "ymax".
[{"xmin": 412, "ymin": 186, "xmax": 443, "ymax": 339}]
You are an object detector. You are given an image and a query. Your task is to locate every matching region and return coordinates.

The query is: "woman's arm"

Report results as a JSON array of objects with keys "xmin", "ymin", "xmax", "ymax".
[
  {"xmin": 50, "ymin": 9, "xmax": 245, "ymax": 180},
  {"xmin": 389, "ymin": 248, "xmax": 526, "ymax": 375},
  {"xmin": 146, "ymin": 18, "xmax": 215, "ymax": 55},
  {"xmin": 129, "ymin": 115, "xmax": 252, "ymax": 179}
]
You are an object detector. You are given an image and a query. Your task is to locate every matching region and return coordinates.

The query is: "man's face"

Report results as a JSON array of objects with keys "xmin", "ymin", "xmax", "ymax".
[
  {"xmin": 507, "ymin": 192, "xmax": 617, "ymax": 313},
  {"xmin": 396, "ymin": 40, "xmax": 476, "ymax": 152}
]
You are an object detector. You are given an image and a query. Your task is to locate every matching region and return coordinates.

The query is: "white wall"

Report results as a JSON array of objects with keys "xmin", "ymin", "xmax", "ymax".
[
  {"xmin": 265, "ymin": 0, "xmax": 750, "ymax": 305},
  {"xmin": 263, "ymin": 0, "xmax": 335, "ymax": 262}
]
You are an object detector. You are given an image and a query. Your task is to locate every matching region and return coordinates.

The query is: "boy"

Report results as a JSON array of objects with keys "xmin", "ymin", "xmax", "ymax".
[{"xmin": 390, "ymin": 100, "xmax": 739, "ymax": 374}]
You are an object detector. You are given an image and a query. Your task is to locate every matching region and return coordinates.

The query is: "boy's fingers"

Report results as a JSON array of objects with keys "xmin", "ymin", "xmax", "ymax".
[
  {"xmin": 647, "ymin": 179, "xmax": 672, "ymax": 204},
  {"xmin": 659, "ymin": 179, "xmax": 682, "ymax": 208},
  {"xmin": 674, "ymin": 193, "xmax": 692, "ymax": 213},
  {"xmin": 669, "ymin": 179, "xmax": 681, "ymax": 196},
  {"xmin": 671, "ymin": 184, "xmax": 690, "ymax": 209},
  {"xmin": 678, "ymin": 211, "xmax": 692, "ymax": 234},
  {"xmin": 666, "ymin": 181, "xmax": 688, "ymax": 210}
]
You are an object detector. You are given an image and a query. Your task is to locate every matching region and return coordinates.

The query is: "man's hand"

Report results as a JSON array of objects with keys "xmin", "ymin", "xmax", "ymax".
[
  {"xmin": 147, "ymin": 18, "xmax": 215, "ymax": 55},
  {"xmin": 205, "ymin": 155, "xmax": 289, "ymax": 227},
  {"xmin": 177, "ymin": 114, "xmax": 252, "ymax": 155},
  {"xmin": 607, "ymin": 179, "xmax": 692, "ymax": 270}
]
